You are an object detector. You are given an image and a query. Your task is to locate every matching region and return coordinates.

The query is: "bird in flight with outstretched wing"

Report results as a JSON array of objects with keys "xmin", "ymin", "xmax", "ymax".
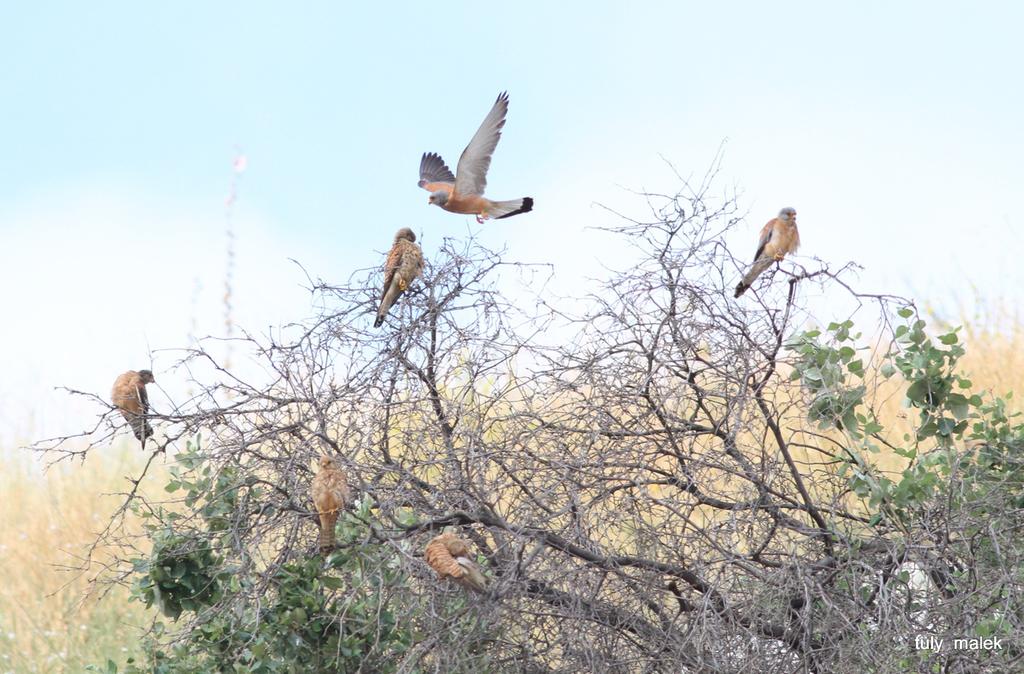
[
  {"xmin": 418, "ymin": 91, "xmax": 533, "ymax": 223},
  {"xmin": 111, "ymin": 369, "xmax": 155, "ymax": 448},
  {"xmin": 375, "ymin": 227, "xmax": 424, "ymax": 328},
  {"xmin": 734, "ymin": 207, "xmax": 800, "ymax": 298}
]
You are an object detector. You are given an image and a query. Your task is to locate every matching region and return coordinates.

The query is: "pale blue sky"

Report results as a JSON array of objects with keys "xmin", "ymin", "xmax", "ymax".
[{"xmin": 1, "ymin": 2, "xmax": 1022, "ymax": 443}]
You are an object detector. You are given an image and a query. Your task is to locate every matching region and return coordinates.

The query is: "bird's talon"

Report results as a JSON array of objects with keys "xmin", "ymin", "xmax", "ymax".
[
  {"xmin": 399, "ymin": 279, "xmax": 408, "ymax": 291},
  {"xmin": 475, "ymin": 214, "xmax": 486, "ymax": 224}
]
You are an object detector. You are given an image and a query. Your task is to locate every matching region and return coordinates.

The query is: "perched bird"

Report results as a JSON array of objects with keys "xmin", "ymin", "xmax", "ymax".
[
  {"xmin": 311, "ymin": 455, "xmax": 351, "ymax": 553},
  {"xmin": 424, "ymin": 531, "xmax": 487, "ymax": 594},
  {"xmin": 111, "ymin": 369, "xmax": 155, "ymax": 447},
  {"xmin": 374, "ymin": 227, "xmax": 425, "ymax": 328},
  {"xmin": 418, "ymin": 91, "xmax": 533, "ymax": 223},
  {"xmin": 734, "ymin": 207, "xmax": 801, "ymax": 298}
]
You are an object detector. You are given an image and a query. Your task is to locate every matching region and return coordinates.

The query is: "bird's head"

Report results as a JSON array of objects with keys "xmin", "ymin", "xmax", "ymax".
[
  {"xmin": 318, "ymin": 455, "xmax": 338, "ymax": 470},
  {"xmin": 428, "ymin": 190, "xmax": 448, "ymax": 207},
  {"xmin": 778, "ymin": 207, "xmax": 797, "ymax": 224},
  {"xmin": 395, "ymin": 227, "xmax": 416, "ymax": 243},
  {"xmin": 138, "ymin": 370, "xmax": 156, "ymax": 384}
]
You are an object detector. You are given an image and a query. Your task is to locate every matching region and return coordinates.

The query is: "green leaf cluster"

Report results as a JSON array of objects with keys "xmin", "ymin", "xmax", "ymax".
[
  {"xmin": 787, "ymin": 309, "xmax": 1024, "ymax": 520},
  {"xmin": 105, "ymin": 440, "xmax": 423, "ymax": 673},
  {"xmin": 787, "ymin": 320, "xmax": 872, "ymax": 437},
  {"xmin": 132, "ymin": 527, "xmax": 227, "ymax": 620}
]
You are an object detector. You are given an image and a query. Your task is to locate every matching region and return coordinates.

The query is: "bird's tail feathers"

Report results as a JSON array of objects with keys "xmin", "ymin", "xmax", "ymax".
[
  {"xmin": 319, "ymin": 512, "xmax": 337, "ymax": 552},
  {"xmin": 491, "ymin": 197, "xmax": 534, "ymax": 219},
  {"xmin": 734, "ymin": 257, "xmax": 774, "ymax": 298},
  {"xmin": 374, "ymin": 281, "xmax": 403, "ymax": 328},
  {"xmin": 129, "ymin": 415, "xmax": 154, "ymax": 442}
]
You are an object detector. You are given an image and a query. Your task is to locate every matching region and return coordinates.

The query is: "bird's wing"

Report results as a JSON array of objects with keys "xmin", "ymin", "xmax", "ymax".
[
  {"xmin": 456, "ymin": 556, "xmax": 487, "ymax": 592},
  {"xmin": 400, "ymin": 241, "xmax": 425, "ymax": 286},
  {"xmin": 330, "ymin": 469, "xmax": 351, "ymax": 507},
  {"xmin": 111, "ymin": 374, "xmax": 128, "ymax": 409},
  {"xmin": 112, "ymin": 373, "xmax": 141, "ymax": 415},
  {"xmin": 753, "ymin": 218, "xmax": 777, "ymax": 261},
  {"xmin": 138, "ymin": 382, "xmax": 149, "ymax": 413},
  {"xmin": 418, "ymin": 152, "xmax": 455, "ymax": 191},
  {"xmin": 311, "ymin": 475, "xmax": 326, "ymax": 509},
  {"xmin": 453, "ymin": 92, "xmax": 509, "ymax": 197},
  {"xmin": 382, "ymin": 242, "xmax": 404, "ymax": 301}
]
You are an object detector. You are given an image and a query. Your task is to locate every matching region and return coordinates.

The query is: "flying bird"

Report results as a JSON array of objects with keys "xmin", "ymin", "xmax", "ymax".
[
  {"xmin": 424, "ymin": 531, "xmax": 487, "ymax": 594},
  {"xmin": 111, "ymin": 369, "xmax": 155, "ymax": 447},
  {"xmin": 311, "ymin": 455, "xmax": 352, "ymax": 553},
  {"xmin": 734, "ymin": 207, "xmax": 801, "ymax": 298},
  {"xmin": 418, "ymin": 91, "xmax": 533, "ymax": 223},
  {"xmin": 374, "ymin": 227, "xmax": 425, "ymax": 328}
]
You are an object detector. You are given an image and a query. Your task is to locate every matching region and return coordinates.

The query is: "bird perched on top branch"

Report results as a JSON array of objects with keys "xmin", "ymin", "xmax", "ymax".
[
  {"xmin": 734, "ymin": 207, "xmax": 800, "ymax": 298},
  {"xmin": 374, "ymin": 227, "xmax": 424, "ymax": 328},
  {"xmin": 111, "ymin": 369, "xmax": 155, "ymax": 448}
]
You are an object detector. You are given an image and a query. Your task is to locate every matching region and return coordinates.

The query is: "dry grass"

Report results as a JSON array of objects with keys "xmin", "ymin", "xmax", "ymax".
[
  {"xmin": 784, "ymin": 306, "xmax": 1024, "ymax": 484},
  {"xmin": 951, "ymin": 306, "xmax": 1024, "ymax": 400},
  {"xmin": 0, "ymin": 444, "xmax": 167, "ymax": 673},
  {"xmin": 876, "ymin": 306, "xmax": 1024, "ymax": 467}
]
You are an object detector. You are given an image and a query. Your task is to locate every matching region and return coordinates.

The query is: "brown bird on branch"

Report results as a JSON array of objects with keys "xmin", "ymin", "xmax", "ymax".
[
  {"xmin": 374, "ymin": 227, "xmax": 424, "ymax": 328},
  {"xmin": 734, "ymin": 207, "xmax": 801, "ymax": 298},
  {"xmin": 424, "ymin": 531, "xmax": 487, "ymax": 593},
  {"xmin": 111, "ymin": 369, "xmax": 155, "ymax": 448},
  {"xmin": 311, "ymin": 455, "xmax": 351, "ymax": 553},
  {"xmin": 419, "ymin": 91, "xmax": 534, "ymax": 223}
]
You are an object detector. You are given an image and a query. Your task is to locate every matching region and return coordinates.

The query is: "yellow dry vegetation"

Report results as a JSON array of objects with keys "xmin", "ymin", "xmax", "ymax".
[
  {"xmin": 763, "ymin": 315, "xmax": 1024, "ymax": 535},
  {"xmin": 0, "ymin": 444, "xmax": 167, "ymax": 673}
]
